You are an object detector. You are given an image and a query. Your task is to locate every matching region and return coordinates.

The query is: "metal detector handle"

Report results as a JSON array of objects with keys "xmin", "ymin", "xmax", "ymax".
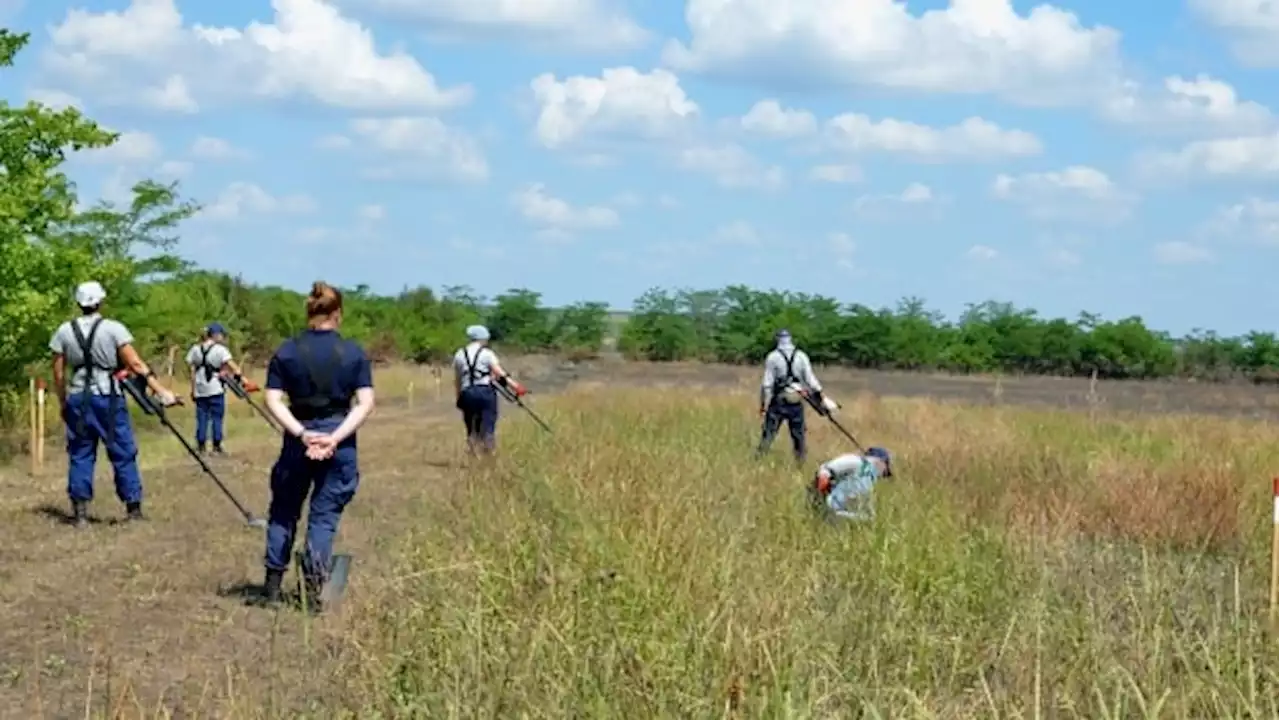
[
  {"xmin": 802, "ymin": 389, "xmax": 865, "ymax": 453},
  {"xmin": 496, "ymin": 383, "xmax": 554, "ymax": 434},
  {"xmin": 115, "ymin": 371, "xmax": 163, "ymax": 416}
]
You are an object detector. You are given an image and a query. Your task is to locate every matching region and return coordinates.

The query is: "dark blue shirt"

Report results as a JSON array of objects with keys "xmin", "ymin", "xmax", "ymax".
[{"xmin": 266, "ymin": 329, "xmax": 373, "ymax": 443}]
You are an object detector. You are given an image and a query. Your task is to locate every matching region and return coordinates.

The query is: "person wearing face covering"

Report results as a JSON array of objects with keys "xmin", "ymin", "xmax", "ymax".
[{"xmin": 756, "ymin": 329, "xmax": 828, "ymax": 464}]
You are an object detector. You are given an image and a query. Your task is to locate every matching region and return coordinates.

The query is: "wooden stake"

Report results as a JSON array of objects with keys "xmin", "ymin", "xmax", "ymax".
[
  {"xmin": 1271, "ymin": 476, "xmax": 1278, "ymax": 632},
  {"xmin": 35, "ymin": 378, "xmax": 46, "ymax": 470},
  {"xmin": 408, "ymin": 382, "xmax": 415, "ymax": 409},
  {"xmin": 28, "ymin": 377, "xmax": 36, "ymax": 476}
]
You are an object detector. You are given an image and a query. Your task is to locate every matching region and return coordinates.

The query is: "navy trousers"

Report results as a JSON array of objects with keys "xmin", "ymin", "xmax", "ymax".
[
  {"xmin": 264, "ymin": 422, "xmax": 359, "ymax": 579},
  {"xmin": 195, "ymin": 394, "xmax": 226, "ymax": 447},
  {"xmin": 63, "ymin": 394, "xmax": 143, "ymax": 504},
  {"xmin": 457, "ymin": 385, "xmax": 499, "ymax": 450},
  {"xmin": 757, "ymin": 400, "xmax": 807, "ymax": 461}
]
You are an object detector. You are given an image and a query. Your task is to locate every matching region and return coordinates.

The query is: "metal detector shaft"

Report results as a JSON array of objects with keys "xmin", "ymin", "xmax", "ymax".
[
  {"xmin": 803, "ymin": 392, "xmax": 866, "ymax": 453},
  {"xmin": 117, "ymin": 373, "xmax": 265, "ymax": 526},
  {"xmin": 222, "ymin": 375, "xmax": 283, "ymax": 433},
  {"xmin": 496, "ymin": 383, "xmax": 553, "ymax": 434}
]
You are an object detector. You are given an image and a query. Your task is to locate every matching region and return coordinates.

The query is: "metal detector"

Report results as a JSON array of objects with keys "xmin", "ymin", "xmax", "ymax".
[
  {"xmin": 802, "ymin": 390, "xmax": 866, "ymax": 453},
  {"xmin": 115, "ymin": 371, "xmax": 267, "ymax": 529},
  {"xmin": 496, "ymin": 382, "xmax": 553, "ymax": 434},
  {"xmin": 222, "ymin": 374, "xmax": 283, "ymax": 433}
]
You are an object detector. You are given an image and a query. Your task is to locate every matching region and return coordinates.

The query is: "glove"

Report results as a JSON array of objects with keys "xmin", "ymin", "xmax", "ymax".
[
  {"xmin": 511, "ymin": 381, "xmax": 528, "ymax": 398},
  {"xmin": 242, "ymin": 379, "xmax": 260, "ymax": 393},
  {"xmin": 814, "ymin": 469, "xmax": 833, "ymax": 496}
]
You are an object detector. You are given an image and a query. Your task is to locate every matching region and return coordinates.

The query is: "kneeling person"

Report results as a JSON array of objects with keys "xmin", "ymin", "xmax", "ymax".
[{"xmin": 809, "ymin": 447, "xmax": 894, "ymax": 521}]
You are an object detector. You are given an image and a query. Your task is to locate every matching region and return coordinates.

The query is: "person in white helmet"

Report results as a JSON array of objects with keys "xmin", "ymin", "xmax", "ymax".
[
  {"xmin": 756, "ymin": 328, "xmax": 828, "ymax": 464},
  {"xmin": 452, "ymin": 325, "xmax": 527, "ymax": 455},
  {"xmin": 48, "ymin": 281, "xmax": 180, "ymax": 527}
]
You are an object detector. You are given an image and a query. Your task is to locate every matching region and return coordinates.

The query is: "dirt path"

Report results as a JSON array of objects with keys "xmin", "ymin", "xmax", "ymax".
[{"xmin": 0, "ymin": 397, "xmax": 471, "ymax": 719}]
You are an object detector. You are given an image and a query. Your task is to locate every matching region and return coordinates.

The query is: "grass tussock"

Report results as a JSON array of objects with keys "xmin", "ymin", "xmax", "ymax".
[{"xmin": 326, "ymin": 389, "xmax": 1278, "ymax": 719}]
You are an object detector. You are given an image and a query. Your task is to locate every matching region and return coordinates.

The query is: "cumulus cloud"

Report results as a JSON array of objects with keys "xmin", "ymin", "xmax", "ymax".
[
  {"xmin": 967, "ymin": 244, "xmax": 999, "ymax": 260},
  {"xmin": 662, "ymin": 0, "xmax": 1123, "ymax": 107},
  {"xmin": 826, "ymin": 114, "xmax": 1041, "ymax": 161},
  {"xmin": 198, "ymin": 181, "xmax": 316, "ymax": 222},
  {"xmin": 340, "ymin": 0, "xmax": 649, "ymax": 52},
  {"xmin": 853, "ymin": 182, "xmax": 938, "ymax": 215},
  {"xmin": 1103, "ymin": 74, "xmax": 1276, "ymax": 136},
  {"xmin": 677, "ymin": 144, "xmax": 785, "ymax": 189},
  {"xmin": 993, "ymin": 166, "xmax": 1134, "ymax": 221},
  {"xmin": 324, "ymin": 117, "xmax": 489, "ymax": 183},
  {"xmin": 42, "ymin": 0, "xmax": 473, "ymax": 113},
  {"xmin": 1188, "ymin": 0, "xmax": 1278, "ymax": 67},
  {"xmin": 1136, "ymin": 132, "xmax": 1280, "ymax": 182},
  {"xmin": 530, "ymin": 66, "xmax": 699, "ymax": 149},
  {"xmin": 1199, "ymin": 197, "xmax": 1279, "ymax": 244},
  {"xmin": 809, "ymin": 164, "xmax": 863, "ymax": 183},
  {"xmin": 189, "ymin": 135, "xmax": 249, "ymax": 160},
  {"xmin": 513, "ymin": 183, "xmax": 620, "ymax": 237},
  {"xmin": 81, "ymin": 130, "xmax": 162, "ymax": 165},
  {"xmin": 710, "ymin": 220, "xmax": 759, "ymax": 246},
  {"xmin": 737, "ymin": 99, "xmax": 817, "ymax": 138}
]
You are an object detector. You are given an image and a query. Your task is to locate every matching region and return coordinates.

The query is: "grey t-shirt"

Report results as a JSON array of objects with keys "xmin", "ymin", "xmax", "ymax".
[
  {"xmin": 48, "ymin": 314, "xmax": 133, "ymax": 395},
  {"xmin": 761, "ymin": 345, "xmax": 822, "ymax": 403},
  {"xmin": 452, "ymin": 343, "xmax": 500, "ymax": 389},
  {"xmin": 186, "ymin": 342, "xmax": 233, "ymax": 398}
]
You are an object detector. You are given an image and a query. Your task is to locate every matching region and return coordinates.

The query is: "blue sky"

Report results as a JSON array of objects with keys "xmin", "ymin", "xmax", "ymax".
[{"xmin": 1, "ymin": 0, "xmax": 1277, "ymax": 336}]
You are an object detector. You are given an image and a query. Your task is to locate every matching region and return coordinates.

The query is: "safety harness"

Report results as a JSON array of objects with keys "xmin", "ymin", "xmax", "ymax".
[
  {"xmin": 290, "ymin": 333, "xmax": 352, "ymax": 422},
  {"xmin": 462, "ymin": 345, "xmax": 492, "ymax": 389},
  {"xmin": 68, "ymin": 317, "xmax": 121, "ymax": 442},
  {"xmin": 772, "ymin": 348, "xmax": 803, "ymax": 403},
  {"xmin": 196, "ymin": 342, "xmax": 222, "ymax": 383}
]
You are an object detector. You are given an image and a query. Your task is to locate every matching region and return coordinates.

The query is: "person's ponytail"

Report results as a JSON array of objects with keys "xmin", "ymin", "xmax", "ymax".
[{"xmin": 305, "ymin": 281, "xmax": 343, "ymax": 327}]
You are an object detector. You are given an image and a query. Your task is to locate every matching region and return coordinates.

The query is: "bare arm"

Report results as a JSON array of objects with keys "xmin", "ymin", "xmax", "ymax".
[
  {"xmin": 224, "ymin": 359, "xmax": 244, "ymax": 376},
  {"xmin": 327, "ymin": 387, "xmax": 375, "ymax": 444},
  {"xmin": 801, "ymin": 353, "xmax": 823, "ymax": 393},
  {"xmin": 52, "ymin": 354, "xmax": 66, "ymax": 406},
  {"xmin": 264, "ymin": 388, "xmax": 307, "ymax": 438},
  {"xmin": 118, "ymin": 343, "xmax": 173, "ymax": 397}
]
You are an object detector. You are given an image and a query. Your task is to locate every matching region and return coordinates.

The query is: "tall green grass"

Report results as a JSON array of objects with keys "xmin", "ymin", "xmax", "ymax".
[{"xmin": 334, "ymin": 390, "xmax": 1278, "ymax": 718}]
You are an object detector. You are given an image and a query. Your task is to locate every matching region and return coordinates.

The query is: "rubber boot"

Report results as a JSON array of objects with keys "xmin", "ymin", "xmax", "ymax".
[
  {"xmin": 254, "ymin": 568, "xmax": 284, "ymax": 608},
  {"xmin": 71, "ymin": 500, "xmax": 89, "ymax": 529},
  {"xmin": 197, "ymin": 442, "xmax": 206, "ymax": 454},
  {"xmin": 126, "ymin": 502, "xmax": 146, "ymax": 522}
]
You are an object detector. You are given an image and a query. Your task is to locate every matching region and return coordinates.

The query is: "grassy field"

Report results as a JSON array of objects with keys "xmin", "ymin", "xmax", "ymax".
[{"xmin": 0, "ymin": 360, "xmax": 1276, "ymax": 718}]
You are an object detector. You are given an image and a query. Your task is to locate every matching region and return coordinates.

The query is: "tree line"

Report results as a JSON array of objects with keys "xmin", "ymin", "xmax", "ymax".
[{"xmin": 1, "ymin": 27, "xmax": 1275, "ymax": 431}]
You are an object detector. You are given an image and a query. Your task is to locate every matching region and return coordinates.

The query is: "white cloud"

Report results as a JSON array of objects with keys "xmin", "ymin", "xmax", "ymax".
[
  {"xmin": 316, "ymin": 134, "xmax": 352, "ymax": 150},
  {"xmin": 189, "ymin": 135, "xmax": 249, "ymax": 160},
  {"xmin": 827, "ymin": 114, "xmax": 1041, "ymax": 161},
  {"xmin": 1103, "ymin": 74, "xmax": 1276, "ymax": 136},
  {"xmin": 43, "ymin": 0, "xmax": 473, "ymax": 113},
  {"xmin": 992, "ymin": 165, "xmax": 1133, "ymax": 221},
  {"xmin": 662, "ymin": 0, "xmax": 1123, "ymax": 107},
  {"xmin": 530, "ymin": 67, "xmax": 699, "ymax": 149},
  {"xmin": 358, "ymin": 204, "xmax": 386, "ymax": 221},
  {"xmin": 82, "ymin": 130, "xmax": 162, "ymax": 164},
  {"xmin": 809, "ymin": 164, "xmax": 863, "ymax": 183},
  {"xmin": 1153, "ymin": 240, "xmax": 1213, "ymax": 265},
  {"xmin": 853, "ymin": 182, "xmax": 939, "ymax": 215},
  {"xmin": 199, "ymin": 181, "xmax": 316, "ymax": 222},
  {"xmin": 738, "ymin": 99, "xmax": 817, "ymax": 138},
  {"xmin": 346, "ymin": 117, "xmax": 489, "ymax": 183},
  {"xmin": 341, "ymin": 0, "xmax": 649, "ymax": 53},
  {"xmin": 1137, "ymin": 132, "xmax": 1280, "ymax": 182},
  {"xmin": 513, "ymin": 183, "xmax": 620, "ymax": 234},
  {"xmin": 678, "ymin": 144, "xmax": 785, "ymax": 189},
  {"xmin": 1199, "ymin": 197, "xmax": 1279, "ymax": 243},
  {"xmin": 710, "ymin": 220, "xmax": 759, "ymax": 246},
  {"xmin": 156, "ymin": 160, "xmax": 193, "ymax": 178},
  {"xmin": 1188, "ymin": 0, "xmax": 1278, "ymax": 67},
  {"xmin": 967, "ymin": 244, "xmax": 999, "ymax": 260}
]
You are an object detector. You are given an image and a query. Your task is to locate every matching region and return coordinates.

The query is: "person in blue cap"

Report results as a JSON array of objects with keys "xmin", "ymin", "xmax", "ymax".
[
  {"xmin": 808, "ymin": 447, "xmax": 894, "ymax": 521},
  {"xmin": 757, "ymin": 328, "xmax": 827, "ymax": 464},
  {"xmin": 184, "ymin": 322, "xmax": 245, "ymax": 455},
  {"xmin": 49, "ymin": 281, "xmax": 181, "ymax": 526},
  {"xmin": 255, "ymin": 281, "xmax": 375, "ymax": 611},
  {"xmin": 452, "ymin": 324, "xmax": 526, "ymax": 455}
]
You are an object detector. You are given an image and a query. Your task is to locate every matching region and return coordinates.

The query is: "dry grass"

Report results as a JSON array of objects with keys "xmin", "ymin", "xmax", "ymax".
[{"xmin": 0, "ymin": 363, "xmax": 1276, "ymax": 718}]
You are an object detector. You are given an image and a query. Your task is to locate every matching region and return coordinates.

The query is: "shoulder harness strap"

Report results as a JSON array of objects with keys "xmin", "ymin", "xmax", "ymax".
[
  {"xmin": 294, "ymin": 333, "xmax": 350, "ymax": 411},
  {"xmin": 464, "ymin": 346, "xmax": 491, "ymax": 383}
]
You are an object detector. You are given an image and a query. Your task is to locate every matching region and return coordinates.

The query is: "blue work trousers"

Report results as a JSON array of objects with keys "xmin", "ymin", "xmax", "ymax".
[
  {"xmin": 457, "ymin": 385, "xmax": 499, "ymax": 449},
  {"xmin": 758, "ymin": 400, "xmax": 807, "ymax": 461},
  {"xmin": 195, "ymin": 394, "xmax": 226, "ymax": 447},
  {"xmin": 264, "ymin": 423, "xmax": 360, "ymax": 577},
  {"xmin": 63, "ymin": 394, "xmax": 143, "ymax": 504}
]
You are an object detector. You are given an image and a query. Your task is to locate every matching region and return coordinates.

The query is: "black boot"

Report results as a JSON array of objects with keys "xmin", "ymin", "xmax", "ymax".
[
  {"xmin": 71, "ymin": 500, "xmax": 89, "ymax": 529},
  {"xmin": 253, "ymin": 568, "xmax": 285, "ymax": 607},
  {"xmin": 211, "ymin": 443, "xmax": 226, "ymax": 456},
  {"xmin": 197, "ymin": 442, "xmax": 207, "ymax": 454},
  {"xmin": 125, "ymin": 502, "xmax": 146, "ymax": 521}
]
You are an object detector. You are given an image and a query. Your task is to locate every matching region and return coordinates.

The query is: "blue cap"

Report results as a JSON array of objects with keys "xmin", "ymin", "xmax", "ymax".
[
  {"xmin": 866, "ymin": 446, "xmax": 893, "ymax": 477},
  {"xmin": 206, "ymin": 322, "xmax": 226, "ymax": 336},
  {"xmin": 775, "ymin": 328, "xmax": 792, "ymax": 341}
]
